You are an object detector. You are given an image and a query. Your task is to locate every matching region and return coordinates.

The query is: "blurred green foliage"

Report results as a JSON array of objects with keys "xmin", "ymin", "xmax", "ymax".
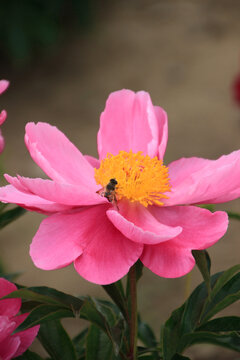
[{"xmin": 0, "ymin": 0, "xmax": 97, "ymax": 67}]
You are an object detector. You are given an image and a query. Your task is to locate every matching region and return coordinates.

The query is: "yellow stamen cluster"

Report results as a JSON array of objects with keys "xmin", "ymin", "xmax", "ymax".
[{"xmin": 94, "ymin": 150, "xmax": 171, "ymax": 207}]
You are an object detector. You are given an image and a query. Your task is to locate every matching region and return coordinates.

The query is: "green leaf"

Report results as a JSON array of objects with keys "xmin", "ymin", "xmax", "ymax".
[
  {"xmin": 102, "ymin": 280, "xmax": 128, "ymax": 320},
  {"xmin": 73, "ymin": 327, "xmax": 88, "ymax": 358},
  {"xmin": 38, "ymin": 320, "xmax": 77, "ymax": 360},
  {"xmin": 201, "ymin": 271, "xmax": 240, "ymax": 322},
  {"xmin": 226, "ymin": 211, "xmax": 240, "ymax": 221},
  {"xmin": 172, "ymin": 355, "xmax": 190, "ymax": 360},
  {"xmin": 181, "ymin": 331, "xmax": 240, "ymax": 352},
  {"xmin": 0, "ymin": 206, "xmax": 26, "ymax": 229},
  {"xmin": 79, "ymin": 297, "xmax": 125, "ymax": 356},
  {"xmin": 0, "ymin": 271, "xmax": 22, "ymax": 281},
  {"xmin": 86, "ymin": 324, "xmax": 118, "ymax": 360},
  {"xmin": 16, "ymin": 350, "xmax": 44, "ymax": 360},
  {"xmin": 16, "ymin": 304, "xmax": 74, "ymax": 331},
  {"xmin": 161, "ymin": 305, "xmax": 185, "ymax": 360},
  {"xmin": 3, "ymin": 286, "xmax": 84, "ymax": 311},
  {"xmin": 192, "ymin": 250, "xmax": 211, "ymax": 296},
  {"xmin": 138, "ymin": 317, "xmax": 157, "ymax": 348},
  {"xmin": 197, "ymin": 316, "xmax": 240, "ymax": 332}
]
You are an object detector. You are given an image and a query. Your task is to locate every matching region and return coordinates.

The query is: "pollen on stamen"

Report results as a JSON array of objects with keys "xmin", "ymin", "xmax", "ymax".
[{"xmin": 94, "ymin": 150, "xmax": 171, "ymax": 207}]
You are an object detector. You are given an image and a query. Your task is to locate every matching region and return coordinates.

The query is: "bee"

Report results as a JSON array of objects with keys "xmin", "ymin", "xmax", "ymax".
[{"xmin": 97, "ymin": 178, "xmax": 118, "ymax": 209}]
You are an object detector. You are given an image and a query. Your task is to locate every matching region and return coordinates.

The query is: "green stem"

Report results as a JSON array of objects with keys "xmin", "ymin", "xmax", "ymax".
[{"xmin": 128, "ymin": 265, "xmax": 137, "ymax": 360}]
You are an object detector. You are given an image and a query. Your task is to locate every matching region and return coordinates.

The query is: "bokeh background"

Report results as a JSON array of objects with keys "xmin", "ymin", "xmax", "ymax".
[{"xmin": 0, "ymin": 1, "xmax": 240, "ymax": 358}]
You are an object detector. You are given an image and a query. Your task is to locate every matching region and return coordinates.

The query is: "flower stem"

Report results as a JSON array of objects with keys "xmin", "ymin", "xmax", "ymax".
[{"xmin": 128, "ymin": 264, "xmax": 137, "ymax": 360}]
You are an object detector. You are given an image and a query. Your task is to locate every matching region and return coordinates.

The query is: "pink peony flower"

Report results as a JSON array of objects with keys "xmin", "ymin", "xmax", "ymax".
[
  {"xmin": 0, "ymin": 278, "xmax": 39, "ymax": 359},
  {"xmin": 0, "ymin": 90, "xmax": 239, "ymax": 284},
  {"xmin": 0, "ymin": 80, "xmax": 10, "ymax": 153}
]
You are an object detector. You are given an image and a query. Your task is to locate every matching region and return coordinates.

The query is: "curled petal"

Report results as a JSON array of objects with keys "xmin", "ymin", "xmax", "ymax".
[
  {"xmin": 25, "ymin": 122, "xmax": 96, "ymax": 188},
  {"xmin": 107, "ymin": 201, "xmax": 182, "ymax": 245},
  {"xmin": 5, "ymin": 175, "xmax": 107, "ymax": 207},
  {"xmin": 141, "ymin": 206, "xmax": 228, "ymax": 278},
  {"xmin": 165, "ymin": 150, "xmax": 240, "ymax": 205},
  {"xmin": 74, "ymin": 205, "xmax": 143, "ymax": 284},
  {"xmin": 0, "ymin": 185, "xmax": 70, "ymax": 214},
  {"xmin": 97, "ymin": 89, "xmax": 160, "ymax": 159}
]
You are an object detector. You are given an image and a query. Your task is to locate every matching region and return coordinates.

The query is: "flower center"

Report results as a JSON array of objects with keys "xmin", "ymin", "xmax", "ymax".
[{"xmin": 94, "ymin": 150, "xmax": 171, "ymax": 207}]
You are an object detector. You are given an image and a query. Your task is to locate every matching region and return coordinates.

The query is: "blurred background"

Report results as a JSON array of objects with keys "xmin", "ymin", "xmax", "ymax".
[{"xmin": 0, "ymin": 0, "xmax": 240, "ymax": 358}]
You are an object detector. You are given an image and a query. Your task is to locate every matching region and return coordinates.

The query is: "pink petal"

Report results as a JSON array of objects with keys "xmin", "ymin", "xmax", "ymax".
[
  {"xmin": 12, "ymin": 314, "xmax": 39, "ymax": 357},
  {"xmin": 0, "ymin": 316, "xmax": 16, "ymax": 343},
  {"xmin": 84, "ymin": 155, "xmax": 100, "ymax": 168},
  {"xmin": 97, "ymin": 89, "xmax": 160, "ymax": 160},
  {"xmin": 154, "ymin": 106, "xmax": 168, "ymax": 160},
  {"xmin": 107, "ymin": 201, "xmax": 182, "ymax": 245},
  {"xmin": 30, "ymin": 212, "xmax": 84, "ymax": 270},
  {"xmin": 0, "ymin": 185, "xmax": 70, "ymax": 214},
  {"xmin": 6, "ymin": 175, "xmax": 107, "ymax": 207},
  {"xmin": 0, "ymin": 80, "xmax": 9, "ymax": 95},
  {"xmin": 0, "ymin": 130, "xmax": 5, "ymax": 153},
  {"xmin": 165, "ymin": 150, "xmax": 240, "ymax": 205},
  {"xmin": 0, "ymin": 110, "xmax": 7, "ymax": 126},
  {"xmin": 74, "ymin": 205, "xmax": 143, "ymax": 284},
  {"xmin": 141, "ymin": 241, "xmax": 195, "ymax": 278},
  {"xmin": 0, "ymin": 336, "xmax": 20, "ymax": 360},
  {"xmin": 25, "ymin": 122, "xmax": 96, "ymax": 188},
  {"xmin": 141, "ymin": 205, "xmax": 228, "ymax": 278},
  {"xmin": 0, "ymin": 278, "xmax": 21, "ymax": 317}
]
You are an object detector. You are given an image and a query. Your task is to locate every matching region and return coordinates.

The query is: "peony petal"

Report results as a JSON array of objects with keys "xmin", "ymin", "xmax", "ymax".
[
  {"xmin": 154, "ymin": 106, "xmax": 168, "ymax": 160},
  {"xmin": 97, "ymin": 89, "xmax": 159, "ymax": 159},
  {"xmin": 0, "ymin": 316, "xmax": 16, "ymax": 343},
  {"xmin": 107, "ymin": 201, "xmax": 182, "ymax": 245},
  {"xmin": 25, "ymin": 122, "xmax": 96, "ymax": 188},
  {"xmin": 141, "ymin": 205, "xmax": 228, "ymax": 278},
  {"xmin": 30, "ymin": 212, "xmax": 85, "ymax": 270},
  {"xmin": 5, "ymin": 175, "xmax": 107, "ymax": 207},
  {"xmin": 0, "ymin": 80, "xmax": 9, "ymax": 95},
  {"xmin": 0, "ymin": 185, "xmax": 70, "ymax": 214},
  {"xmin": 0, "ymin": 110, "xmax": 7, "ymax": 126},
  {"xmin": 74, "ymin": 204, "xmax": 143, "ymax": 284},
  {"xmin": 0, "ymin": 336, "xmax": 20, "ymax": 360},
  {"xmin": 165, "ymin": 150, "xmax": 240, "ymax": 205},
  {"xmin": 12, "ymin": 314, "xmax": 39, "ymax": 357},
  {"xmin": 141, "ymin": 241, "xmax": 195, "ymax": 278},
  {"xmin": 0, "ymin": 278, "xmax": 21, "ymax": 317},
  {"xmin": 84, "ymin": 155, "xmax": 100, "ymax": 169},
  {"xmin": 0, "ymin": 130, "xmax": 5, "ymax": 153}
]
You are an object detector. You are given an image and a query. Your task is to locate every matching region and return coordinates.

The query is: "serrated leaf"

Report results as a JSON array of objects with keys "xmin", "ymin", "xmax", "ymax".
[
  {"xmin": 16, "ymin": 304, "xmax": 74, "ymax": 331},
  {"xmin": 38, "ymin": 320, "xmax": 77, "ymax": 360},
  {"xmin": 0, "ymin": 206, "xmax": 26, "ymax": 229}
]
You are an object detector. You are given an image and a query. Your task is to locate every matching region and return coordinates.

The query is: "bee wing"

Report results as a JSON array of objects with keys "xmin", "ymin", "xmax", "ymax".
[{"xmin": 96, "ymin": 187, "xmax": 105, "ymax": 197}]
